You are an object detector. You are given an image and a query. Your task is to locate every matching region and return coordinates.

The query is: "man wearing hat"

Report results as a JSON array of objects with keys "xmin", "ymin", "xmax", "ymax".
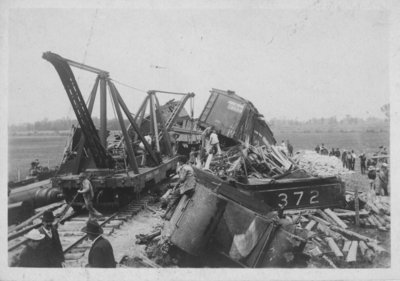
[
  {"xmin": 81, "ymin": 220, "xmax": 116, "ymax": 268},
  {"xmin": 39, "ymin": 210, "xmax": 65, "ymax": 267},
  {"xmin": 12, "ymin": 229, "xmax": 47, "ymax": 267},
  {"xmin": 78, "ymin": 172, "xmax": 103, "ymax": 219}
]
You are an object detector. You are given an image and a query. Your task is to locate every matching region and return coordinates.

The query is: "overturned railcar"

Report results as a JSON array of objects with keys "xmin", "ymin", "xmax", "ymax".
[{"xmin": 198, "ymin": 88, "xmax": 276, "ymax": 146}]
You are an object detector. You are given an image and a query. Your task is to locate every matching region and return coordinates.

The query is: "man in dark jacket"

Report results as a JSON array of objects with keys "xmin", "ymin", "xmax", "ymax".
[
  {"xmin": 39, "ymin": 210, "xmax": 65, "ymax": 267},
  {"xmin": 81, "ymin": 220, "xmax": 116, "ymax": 268}
]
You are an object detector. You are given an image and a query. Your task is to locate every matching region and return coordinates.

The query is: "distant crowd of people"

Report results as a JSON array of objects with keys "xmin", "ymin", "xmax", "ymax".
[{"xmin": 315, "ymin": 143, "xmax": 389, "ymax": 196}]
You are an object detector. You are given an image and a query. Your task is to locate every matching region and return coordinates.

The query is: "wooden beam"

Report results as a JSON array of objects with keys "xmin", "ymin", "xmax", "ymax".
[{"xmin": 324, "ymin": 208, "xmax": 348, "ymax": 229}]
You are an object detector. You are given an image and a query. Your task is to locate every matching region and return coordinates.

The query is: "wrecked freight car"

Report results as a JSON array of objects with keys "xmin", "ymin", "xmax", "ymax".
[
  {"xmin": 162, "ymin": 169, "xmax": 308, "ymax": 268},
  {"xmin": 155, "ymin": 89, "xmax": 346, "ymax": 267},
  {"xmin": 197, "ymin": 88, "xmax": 345, "ymax": 211}
]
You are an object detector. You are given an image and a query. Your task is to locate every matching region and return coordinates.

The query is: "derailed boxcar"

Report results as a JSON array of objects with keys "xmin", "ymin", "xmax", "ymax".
[
  {"xmin": 165, "ymin": 168, "xmax": 310, "ymax": 267},
  {"xmin": 198, "ymin": 88, "xmax": 276, "ymax": 146}
]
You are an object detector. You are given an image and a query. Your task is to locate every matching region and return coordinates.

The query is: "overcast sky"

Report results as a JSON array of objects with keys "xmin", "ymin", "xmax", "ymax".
[{"xmin": 7, "ymin": 5, "xmax": 390, "ymax": 124}]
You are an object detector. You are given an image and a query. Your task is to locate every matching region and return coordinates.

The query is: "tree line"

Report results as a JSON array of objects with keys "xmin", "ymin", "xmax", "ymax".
[{"xmin": 9, "ymin": 114, "xmax": 388, "ymax": 134}]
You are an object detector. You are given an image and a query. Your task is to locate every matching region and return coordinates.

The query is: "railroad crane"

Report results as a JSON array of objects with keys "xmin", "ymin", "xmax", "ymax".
[{"xmin": 43, "ymin": 52, "xmax": 194, "ymax": 209}]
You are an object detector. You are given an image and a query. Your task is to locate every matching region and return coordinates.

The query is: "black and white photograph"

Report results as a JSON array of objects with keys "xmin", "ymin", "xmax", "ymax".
[{"xmin": 1, "ymin": 0, "xmax": 399, "ymax": 280}]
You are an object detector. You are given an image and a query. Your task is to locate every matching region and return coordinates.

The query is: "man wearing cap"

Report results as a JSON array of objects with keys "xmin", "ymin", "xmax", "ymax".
[
  {"xmin": 39, "ymin": 210, "xmax": 65, "ymax": 267},
  {"xmin": 12, "ymin": 229, "xmax": 47, "ymax": 267},
  {"xmin": 78, "ymin": 173, "xmax": 103, "ymax": 219},
  {"xmin": 81, "ymin": 220, "xmax": 116, "ymax": 268}
]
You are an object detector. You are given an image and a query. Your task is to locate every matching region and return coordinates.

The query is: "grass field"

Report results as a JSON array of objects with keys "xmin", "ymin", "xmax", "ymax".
[
  {"xmin": 8, "ymin": 130, "xmax": 389, "ymax": 181},
  {"xmin": 8, "ymin": 135, "xmax": 67, "ymax": 181},
  {"xmin": 274, "ymin": 131, "xmax": 390, "ymax": 155}
]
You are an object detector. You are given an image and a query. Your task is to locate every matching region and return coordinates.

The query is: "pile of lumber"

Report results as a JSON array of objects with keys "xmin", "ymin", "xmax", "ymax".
[
  {"xmin": 207, "ymin": 144, "xmax": 297, "ymax": 180},
  {"xmin": 354, "ymin": 193, "xmax": 390, "ymax": 231},
  {"xmin": 293, "ymin": 150, "xmax": 352, "ymax": 177},
  {"xmin": 283, "ymin": 197, "xmax": 390, "ymax": 267}
]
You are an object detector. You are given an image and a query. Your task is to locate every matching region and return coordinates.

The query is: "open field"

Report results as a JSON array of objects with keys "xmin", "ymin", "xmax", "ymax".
[
  {"xmin": 275, "ymin": 130, "xmax": 390, "ymax": 155},
  {"xmin": 8, "ymin": 135, "xmax": 67, "ymax": 181},
  {"xmin": 8, "ymin": 130, "xmax": 389, "ymax": 181}
]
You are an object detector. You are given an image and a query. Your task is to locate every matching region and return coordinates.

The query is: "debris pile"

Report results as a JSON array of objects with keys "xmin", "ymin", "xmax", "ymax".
[
  {"xmin": 293, "ymin": 150, "xmax": 352, "ymax": 177},
  {"xmin": 207, "ymin": 144, "xmax": 295, "ymax": 180},
  {"xmin": 283, "ymin": 195, "xmax": 390, "ymax": 267}
]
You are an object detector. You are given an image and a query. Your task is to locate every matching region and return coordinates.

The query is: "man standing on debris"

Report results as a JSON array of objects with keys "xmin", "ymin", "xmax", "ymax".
[
  {"xmin": 81, "ymin": 220, "xmax": 116, "ymax": 268},
  {"xmin": 138, "ymin": 135, "xmax": 153, "ymax": 166},
  {"xmin": 38, "ymin": 210, "xmax": 65, "ymax": 267},
  {"xmin": 11, "ymin": 229, "xmax": 47, "ymax": 267},
  {"xmin": 162, "ymin": 155, "xmax": 196, "ymax": 219},
  {"xmin": 209, "ymin": 129, "xmax": 222, "ymax": 155},
  {"xmin": 78, "ymin": 173, "xmax": 103, "ymax": 219},
  {"xmin": 280, "ymin": 140, "xmax": 288, "ymax": 155},
  {"xmin": 286, "ymin": 140, "xmax": 293, "ymax": 157},
  {"xmin": 200, "ymin": 126, "xmax": 213, "ymax": 162},
  {"xmin": 376, "ymin": 163, "xmax": 389, "ymax": 196}
]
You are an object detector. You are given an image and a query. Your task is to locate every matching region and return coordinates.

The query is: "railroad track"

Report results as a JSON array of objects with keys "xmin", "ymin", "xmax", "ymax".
[{"xmin": 8, "ymin": 196, "xmax": 153, "ymax": 267}]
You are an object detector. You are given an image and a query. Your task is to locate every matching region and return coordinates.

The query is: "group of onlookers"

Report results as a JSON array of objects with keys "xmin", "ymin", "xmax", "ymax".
[
  {"xmin": 11, "ymin": 177, "xmax": 117, "ymax": 268},
  {"xmin": 314, "ymin": 144, "xmax": 390, "ymax": 196},
  {"xmin": 341, "ymin": 150, "xmax": 358, "ymax": 171}
]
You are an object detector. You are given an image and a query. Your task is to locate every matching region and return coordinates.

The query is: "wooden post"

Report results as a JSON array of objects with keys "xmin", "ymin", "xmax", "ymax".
[{"xmin": 354, "ymin": 185, "xmax": 360, "ymax": 226}]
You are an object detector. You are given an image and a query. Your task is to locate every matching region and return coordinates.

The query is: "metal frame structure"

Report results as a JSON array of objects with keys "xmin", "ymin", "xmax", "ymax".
[{"xmin": 43, "ymin": 52, "xmax": 193, "ymax": 174}]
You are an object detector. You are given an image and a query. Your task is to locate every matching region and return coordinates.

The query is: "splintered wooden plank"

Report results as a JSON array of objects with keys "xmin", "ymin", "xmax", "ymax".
[
  {"xmin": 324, "ymin": 208, "xmax": 348, "ymax": 229},
  {"xmin": 305, "ymin": 220, "xmax": 317, "ymax": 231},
  {"xmin": 325, "ymin": 237, "xmax": 343, "ymax": 257},
  {"xmin": 346, "ymin": 241, "xmax": 358, "ymax": 262},
  {"xmin": 342, "ymin": 240, "xmax": 352, "ymax": 253}
]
